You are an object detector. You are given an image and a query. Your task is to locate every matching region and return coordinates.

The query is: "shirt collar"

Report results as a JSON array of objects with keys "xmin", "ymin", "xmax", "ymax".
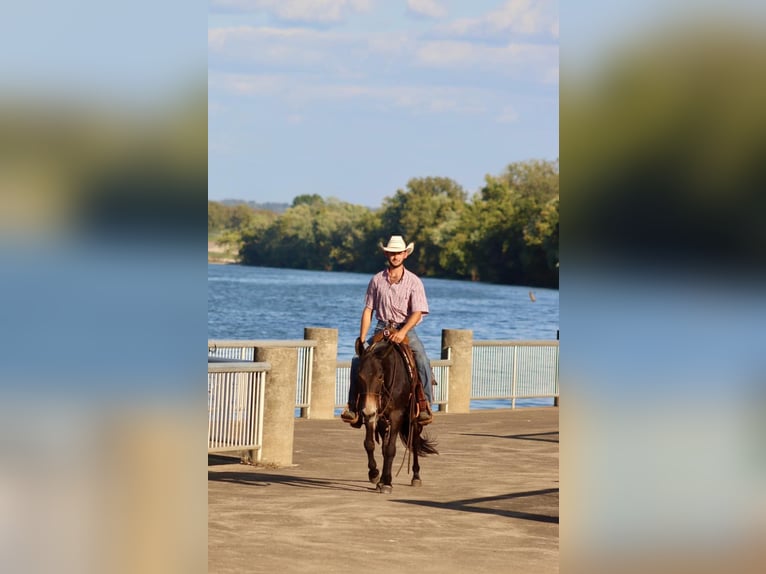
[{"xmin": 384, "ymin": 266, "xmax": 406, "ymax": 283}]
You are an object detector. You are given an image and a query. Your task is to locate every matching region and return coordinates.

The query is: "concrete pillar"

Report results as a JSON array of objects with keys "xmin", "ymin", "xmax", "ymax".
[
  {"xmin": 250, "ymin": 346, "xmax": 298, "ymax": 466},
  {"xmin": 304, "ymin": 327, "xmax": 339, "ymax": 419},
  {"xmin": 441, "ymin": 329, "xmax": 473, "ymax": 413}
]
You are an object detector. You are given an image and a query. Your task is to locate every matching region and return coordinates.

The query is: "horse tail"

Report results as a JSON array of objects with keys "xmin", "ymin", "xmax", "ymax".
[
  {"xmin": 399, "ymin": 422, "xmax": 439, "ymax": 456},
  {"xmin": 416, "ymin": 431, "xmax": 439, "ymax": 456}
]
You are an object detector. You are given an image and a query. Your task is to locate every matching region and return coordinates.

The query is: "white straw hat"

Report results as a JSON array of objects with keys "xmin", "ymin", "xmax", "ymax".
[{"xmin": 380, "ymin": 235, "xmax": 414, "ymax": 256}]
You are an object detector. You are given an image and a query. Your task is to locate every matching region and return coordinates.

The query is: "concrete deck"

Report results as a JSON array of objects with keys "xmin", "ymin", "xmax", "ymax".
[{"xmin": 208, "ymin": 408, "xmax": 559, "ymax": 574}]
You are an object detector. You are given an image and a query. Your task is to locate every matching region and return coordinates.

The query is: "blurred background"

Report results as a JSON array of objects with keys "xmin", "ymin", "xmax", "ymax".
[
  {"xmin": 0, "ymin": 2, "xmax": 207, "ymax": 574},
  {"xmin": 561, "ymin": 1, "xmax": 766, "ymax": 573}
]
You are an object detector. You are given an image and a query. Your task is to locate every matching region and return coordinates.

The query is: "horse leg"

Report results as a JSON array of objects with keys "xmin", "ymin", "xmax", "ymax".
[
  {"xmin": 411, "ymin": 425, "xmax": 422, "ymax": 487},
  {"xmin": 364, "ymin": 420, "xmax": 379, "ymax": 484},
  {"xmin": 377, "ymin": 417, "xmax": 400, "ymax": 494}
]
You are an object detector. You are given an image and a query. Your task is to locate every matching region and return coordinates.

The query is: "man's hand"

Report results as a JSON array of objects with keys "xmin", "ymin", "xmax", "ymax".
[{"xmin": 388, "ymin": 330, "xmax": 406, "ymax": 344}]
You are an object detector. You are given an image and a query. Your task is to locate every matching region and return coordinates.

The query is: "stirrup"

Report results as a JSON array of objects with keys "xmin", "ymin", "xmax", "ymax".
[
  {"xmin": 415, "ymin": 402, "xmax": 433, "ymax": 425},
  {"xmin": 417, "ymin": 410, "xmax": 433, "ymax": 425}
]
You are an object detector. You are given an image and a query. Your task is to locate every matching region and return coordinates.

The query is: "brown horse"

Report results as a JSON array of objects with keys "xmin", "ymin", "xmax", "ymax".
[{"xmin": 354, "ymin": 334, "xmax": 438, "ymax": 493}]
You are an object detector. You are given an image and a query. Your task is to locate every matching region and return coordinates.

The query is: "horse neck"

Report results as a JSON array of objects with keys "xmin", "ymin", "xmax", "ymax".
[{"xmin": 379, "ymin": 344, "xmax": 409, "ymax": 398}]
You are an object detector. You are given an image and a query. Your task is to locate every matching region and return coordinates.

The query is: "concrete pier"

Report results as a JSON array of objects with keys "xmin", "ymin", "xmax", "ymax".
[
  {"xmin": 304, "ymin": 327, "xmax": 339, "ymax": 420},
  {"xmin": 209, "ymin": 407, "xmax": 559, "ymax": 574},
  {"xmin": 253, "ymin": 346, "xmax": 298, "ymax": 466},
  {"xmin": 441, "ymin": 329, "xmax": 473, "ymax": 413}
]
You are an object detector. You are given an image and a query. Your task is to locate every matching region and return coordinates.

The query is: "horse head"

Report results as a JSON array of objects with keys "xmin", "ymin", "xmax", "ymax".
[{"xmin": 356, "ymin": 340, "xmax": 395, "ymax": 420}]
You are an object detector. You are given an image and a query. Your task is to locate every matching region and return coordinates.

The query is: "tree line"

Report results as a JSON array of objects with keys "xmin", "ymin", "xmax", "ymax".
[{"xmin": 209, "ymin": 159, "xmax": 559, "ymax": 288}]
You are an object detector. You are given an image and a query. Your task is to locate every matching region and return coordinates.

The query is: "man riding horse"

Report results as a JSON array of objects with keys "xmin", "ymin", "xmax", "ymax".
[{"xmin": 341, "ymin": 235, "xmax": 434, "ymax": 426}]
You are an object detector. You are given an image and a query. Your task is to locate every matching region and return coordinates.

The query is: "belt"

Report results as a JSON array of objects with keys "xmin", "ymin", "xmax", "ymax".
[{"xmin": 378, "ymin": 320, "xmax": 405, "ymax": 329}]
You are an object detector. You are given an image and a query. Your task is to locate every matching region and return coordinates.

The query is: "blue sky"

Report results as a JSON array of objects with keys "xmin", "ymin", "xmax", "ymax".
[{"xmin": 208, "ymin": 0, "xmax": 559, "ymax": 207}]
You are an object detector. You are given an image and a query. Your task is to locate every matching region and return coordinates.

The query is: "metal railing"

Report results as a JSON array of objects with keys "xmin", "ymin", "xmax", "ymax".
[
  {"xmin": 209, "ymin": 338, "xmax": 558, "ymax": 418},
  {"xmin": 335, "ymin": 361, "xmax": 352, "ymax": 409},
  {"xmin": 208, "ymin": 339, "xmax": 316, "ymax": 417},
  {"xmin": 334, "ymin": 355, "xmax": 451, "ymax": 410},
  {"xmin": 430, "ymin": 356, "xmax": 451, "ymax": 410},
  {"xmin": 208, "ymin": 362, "xmax": 270, "ymax": 459},
  {"xmin": 471, "ymin": 340, "xmax": 559, "ymax": 407}
]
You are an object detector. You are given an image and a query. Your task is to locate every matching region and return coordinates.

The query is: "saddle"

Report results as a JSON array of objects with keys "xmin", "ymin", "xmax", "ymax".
[{"xmin": 371, "ymin": 328, "xmax": 433, "ymax": 425}]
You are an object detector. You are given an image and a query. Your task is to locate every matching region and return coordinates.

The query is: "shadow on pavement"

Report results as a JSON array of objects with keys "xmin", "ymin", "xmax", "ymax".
[
  {"xmin": 459, "ymin": 431, "xmax": 559, "ymax": 443},
  {"xmin": 392, "ymin": 487, "xmax": 559, "ymax": 523},
  {"xmin": 208, "ymin": 470, "xmax": 374, "ymax": 492}
]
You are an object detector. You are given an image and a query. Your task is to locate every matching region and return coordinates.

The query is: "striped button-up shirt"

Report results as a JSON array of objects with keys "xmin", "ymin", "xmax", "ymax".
[{"xmin": 364, "ymin": 267, "xmax": 429, "ymax": 325}]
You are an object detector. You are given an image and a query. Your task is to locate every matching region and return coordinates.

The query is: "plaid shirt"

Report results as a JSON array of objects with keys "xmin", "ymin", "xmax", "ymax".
[{"xmin": 364, "ymin": 267, "xmax": 429, "ymax": 326}]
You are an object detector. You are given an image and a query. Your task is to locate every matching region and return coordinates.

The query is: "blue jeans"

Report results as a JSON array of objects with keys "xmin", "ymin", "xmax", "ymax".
[{"xmin": 348, "ymin": 321, "xmax": 433, "ymax": 406}]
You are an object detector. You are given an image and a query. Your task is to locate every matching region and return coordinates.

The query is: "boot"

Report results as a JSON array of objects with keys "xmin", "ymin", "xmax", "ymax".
[
  {"xmin": 342, "ymin": 374, "xmax": 363, "ymax": 427},
  {"xmin": 417, "ymin": 399, "xmax": 433, "ymax": 424},
  {"xmin": 340, "ymin": 406, "xmax": 358, "ymax": 424},
  {"xmin": 414, "ymin": 383, "xmax": 433, "ymax": 425}
]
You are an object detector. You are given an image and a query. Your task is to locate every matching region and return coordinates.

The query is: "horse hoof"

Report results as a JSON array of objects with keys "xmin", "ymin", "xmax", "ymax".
[
  {"xmin": 411, "ymin": 478, "xmax": 422, "ymax": 487},
  {"xmin": 369, "ymin": 472, "xmax": 380, "ymax": 485},
  {"xmin": 377, "ymin": 483, "xmax": 392, "ymax": 494}
]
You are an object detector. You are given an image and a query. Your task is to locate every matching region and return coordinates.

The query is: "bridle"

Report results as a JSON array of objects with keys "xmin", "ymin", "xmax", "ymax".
[{"xmin": 358, "ymin": 343, "xmax": 396, "ymax": 420}]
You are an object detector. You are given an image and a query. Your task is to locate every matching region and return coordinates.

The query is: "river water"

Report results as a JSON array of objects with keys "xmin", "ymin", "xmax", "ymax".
[{"xmin": 208, "ymin": 264, "xmax": 559, "ymax": 360}]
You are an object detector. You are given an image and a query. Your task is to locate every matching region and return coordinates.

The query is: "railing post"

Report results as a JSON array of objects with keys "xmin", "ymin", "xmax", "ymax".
[
  {"xmin": 554, "ymin": 340, "xmax": 560, "ymax": 407},
  {"xmin": 441, "ymin": 329, "xmax": 473, "ymax": 413},
  {"xmin": 304, "ymin": 327, "xmax": 339, "ymax": 419},
  {"xmin": 253, "ymin": 346, "xmax": 298, "ymax": 466},
  {"xmin": 511, "ymin": 345, "xmax": 518, "ymax": 409}
]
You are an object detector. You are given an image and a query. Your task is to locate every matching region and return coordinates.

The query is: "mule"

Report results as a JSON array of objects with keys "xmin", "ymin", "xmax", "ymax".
[{"xmin": 354, "ymin": 334, "xmax": 438, "ymax": 494}]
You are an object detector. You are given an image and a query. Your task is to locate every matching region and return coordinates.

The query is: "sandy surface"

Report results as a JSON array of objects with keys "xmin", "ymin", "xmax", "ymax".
[
  {"xmin": 208, "ymin": 241, "xmax": 237, "ymax": 264},
  {"xmin": 208, "ymin": 408, "xmax": 559, "ymax": 574}
]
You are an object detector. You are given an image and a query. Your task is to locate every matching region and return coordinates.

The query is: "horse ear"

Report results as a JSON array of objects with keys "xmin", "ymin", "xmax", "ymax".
[{"xmin": 355, "ymin": 337, "xmax": 365, "ymax": 356}]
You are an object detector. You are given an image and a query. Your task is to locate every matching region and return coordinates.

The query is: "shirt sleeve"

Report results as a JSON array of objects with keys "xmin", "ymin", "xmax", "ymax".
[
  {"xmin": 409, "ymin": 277, "xmax": 429, "ymax": 315},
  {"xmin": 364, "ymin": 276, "xmax": 376, "ymax": 310}
]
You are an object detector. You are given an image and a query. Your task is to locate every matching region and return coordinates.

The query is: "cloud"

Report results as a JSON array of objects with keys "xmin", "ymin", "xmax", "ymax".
[
  {"xmin": 441, "ymin": 0, "xmax": 557, "ymax": 39},
  {"xmin": 209, "ymin": 72, "xmax": 491, "ymax": 116},
  {"xmin": 406, "ymin": 0, "xmax": 447, "ymax": 20},
  {"xmin": 209, "ymin": 73, "xmax": 287, "ymax": 96},
  {"xmin": 414, "ymin": 39, "xmax": 558, "ymax": 80},
  {"xmin": 210, "ymin": 0, "xmax": 373, "ymax": 23},
  {"xmin": 208, "ymin": 25, "xmax": 336, "ymax": 49},
  {"xmin": 496, "ymin": 105, "xmax": 519, "ymax": 123},
  {"xmin": 208, "ymin": 26, "xmax": 350, "ymax": 69}
]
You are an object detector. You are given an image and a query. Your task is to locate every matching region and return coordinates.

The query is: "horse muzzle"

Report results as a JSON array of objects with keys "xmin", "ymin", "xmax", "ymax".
[{"xmin": 362, "ymin": 394, "xmax": 378, "ymax": 418}]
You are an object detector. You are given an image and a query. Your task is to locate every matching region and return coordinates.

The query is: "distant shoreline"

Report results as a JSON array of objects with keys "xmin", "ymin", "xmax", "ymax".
[{"xmin": 208, "ymin": 240, "xmax": 238, "ymax": 264}]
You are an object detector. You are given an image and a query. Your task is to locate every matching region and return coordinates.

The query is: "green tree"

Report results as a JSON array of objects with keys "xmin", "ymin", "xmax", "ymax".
[
  {"xmin": 240, "ymin": 197, "xmax": 382, "ymax": 272},
  {"xmin": 450, "ymin": 159, "xmax": 559, "ymax": 286},
  {"xmin": 208, "ymin": 200, "xmax": 229, "ymax": 233},
  {"xmin": 378, "ymin": 177, "xmax": 467, "ymax": 276},
  {"xmin": 235, "ymin": 159, "xmax": 558, "ymax": 287},
  {"xmin": 291, "ymin": 194, "xmax": 324, "ymax": 207}
]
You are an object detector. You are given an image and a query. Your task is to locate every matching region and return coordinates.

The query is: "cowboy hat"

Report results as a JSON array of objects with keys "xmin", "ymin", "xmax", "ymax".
[{"xmin": 380, "ymin": 235, "xmax": 414, "ymax": 256}]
